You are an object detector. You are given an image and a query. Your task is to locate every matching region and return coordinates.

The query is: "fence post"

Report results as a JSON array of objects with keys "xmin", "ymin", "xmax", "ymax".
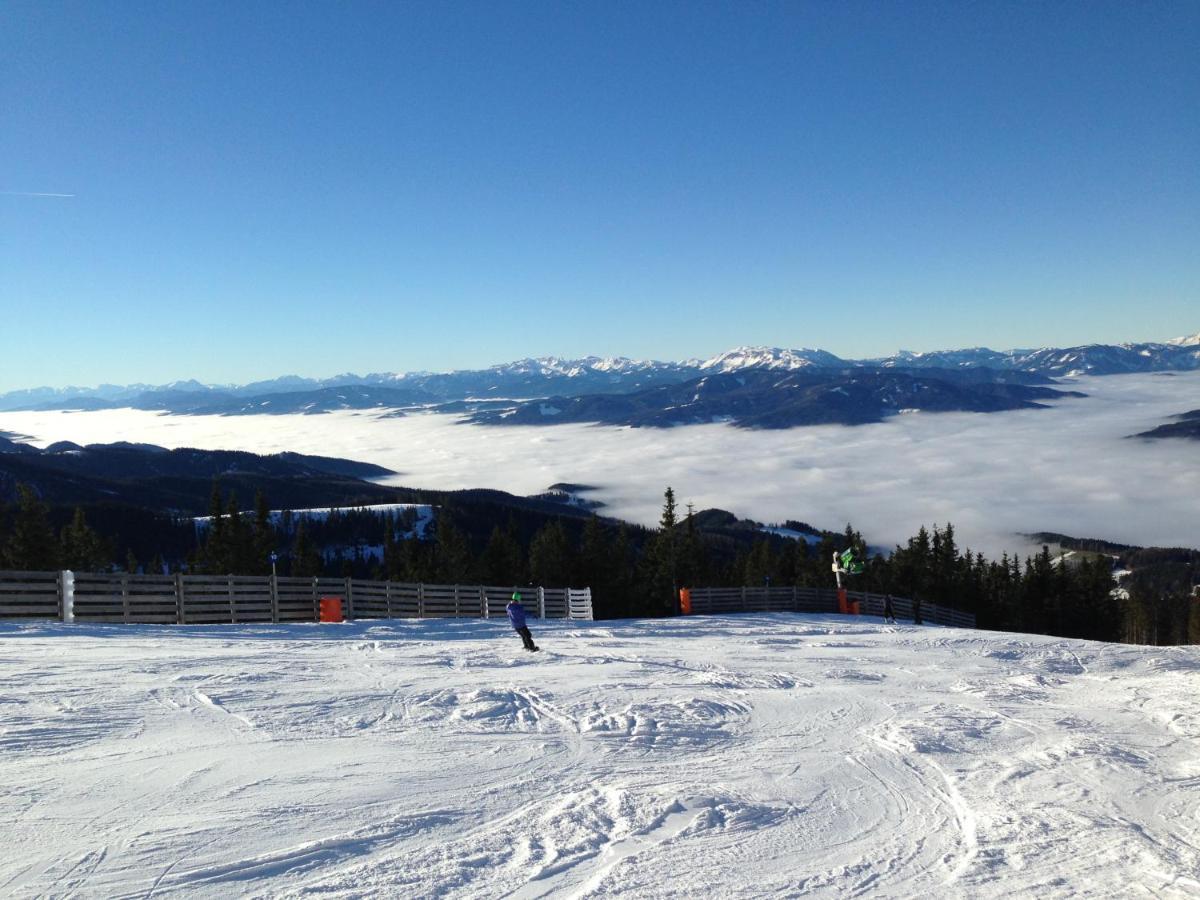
[
  {"xmin": 176, "ymin": 572, "xmax": 186, "ymax": 624},
  {"xmin": 61, "ymin": 570, "xmax": 74, "ymax": 624},
  {"xmin": 480, "ymin": 586, "xmax": 487, "ymax": 618},
  {"xmin": 385, "ymin": 581, "xmax": 393, "ymax": 619},
  {"xmin": 741, "ymin": 586, "xmax": 747, "ymax": 611},
  {"xmin": 538, "ymin": 586, "xmax": 546, "ymax": 619},
  {"xmin": 270, "ymin": 573, "xmax": 279, "ymax": 623},
  {"xmin": 345, "ymin": 576, "xmax": 354, "ymax": 621},
  {"xmin": 121, "ymin": 573, "xmax": 131, "ymax": 624},
  {"xmin": 418, "ymin": 582, "xmax": 425, "ymax": 618},
  {"xmin": 453, "ymin": 584, "xmax": 460, "ymax": 617},
  {"xmin": 312, "ymin": 576, "xmax": 319, "ymax": 622},
  {"xmin": 228, "ymin": 574, "xmax": 236, "ymax": 624}
]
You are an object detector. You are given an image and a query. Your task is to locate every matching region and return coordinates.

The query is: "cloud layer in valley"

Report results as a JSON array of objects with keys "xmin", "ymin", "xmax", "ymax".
[{"xmin": 1, "ymin": 372, "xmax": 1196, "ymax": 558}]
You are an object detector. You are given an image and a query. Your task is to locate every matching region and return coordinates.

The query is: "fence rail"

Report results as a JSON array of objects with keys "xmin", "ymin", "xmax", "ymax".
[
  {"xmin": 0, "ymin": 570, "xmax": 593, "ymax": 625},
  {"xmin": 686, "ymin": 585, "xmax": 976, "ymax": 628}
]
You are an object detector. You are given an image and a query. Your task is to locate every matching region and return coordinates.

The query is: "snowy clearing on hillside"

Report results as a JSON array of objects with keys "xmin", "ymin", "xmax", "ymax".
[
  {"xmin": 1, "ymin": 372, "xmax": 1198, "ymax": 556},
  {"xmin": 2, "ymin": 614, "xmax": 1198, "ymax": 898},
  {"xmin": 194, "ymin": 503, "xmax": 436, "ymax": 539}
]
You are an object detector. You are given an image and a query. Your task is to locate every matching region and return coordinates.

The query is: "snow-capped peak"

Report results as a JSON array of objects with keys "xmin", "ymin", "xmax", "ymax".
[
  {"xmin": 1166, "ymin": 331, "xmax": 1200, "ymax": 347},
  {"xmin": 699, "ymin": 346, "xmax": 844, "ymax": 372}
]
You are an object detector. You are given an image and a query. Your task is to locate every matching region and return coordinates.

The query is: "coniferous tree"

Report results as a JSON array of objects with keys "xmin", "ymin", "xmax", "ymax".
[
  {"xmin": 433, "ymin": 516, "xmax": 475, "ymax": 583},
  {"xmin": 483, "ymin": 520, "xmax": 526, "ymax": 585},
  {"xmin": 202, "ymin": 480, "xmax": 226, "ymax": 573},
  {"xmin": 743, "ymin": 538, "xmax": 778, "ymax": 587},
  {"xmin": 60, "ymin": 507, "xmax": 110, "ymax": 572},
  {"xmin": 4, "ymin": 484, "xmax": 59, "ymax": 570},
  {"xmin": 291, "ymin": 520, "xmax": 323, "ymax": 578},
  {"xmin": 679, "ymin": 503, "xmax": 704, "ymax": 588},
  {"xmin": 251, "ymin": 490, "xmax": 275, "ymax": 575},
  {"xmin": 610, "ymin": 524, "xmax": 636, "ymax": 618},
  {"xmin": 382, "ymin": 517, "xmax": 400, "ymax": 579},
  {"xmin": 640, "ymin": 487, "xmax": 681, "ymax": 614},
  {"xmin": 529, "ymin": 520, "xmax": 571, "ymax": 586}
]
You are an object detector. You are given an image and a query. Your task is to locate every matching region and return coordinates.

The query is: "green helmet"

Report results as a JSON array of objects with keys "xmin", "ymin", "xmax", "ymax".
[{"xmin": 511, "ymin": 591, "xmax": 522, "ymax": 601}]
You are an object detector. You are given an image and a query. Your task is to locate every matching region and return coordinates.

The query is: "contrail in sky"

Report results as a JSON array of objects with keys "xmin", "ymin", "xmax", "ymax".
[{"xmin": 0, "ymin": 191, "xmax": 75, "ymax": 198}]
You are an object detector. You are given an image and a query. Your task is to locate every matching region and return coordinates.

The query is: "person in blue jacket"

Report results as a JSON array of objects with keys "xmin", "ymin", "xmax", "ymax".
[{"xmin": 506, "ymin": 591, "xmax": 540, "ymax": 652}]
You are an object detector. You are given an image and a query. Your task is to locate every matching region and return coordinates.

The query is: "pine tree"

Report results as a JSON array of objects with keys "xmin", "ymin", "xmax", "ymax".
[
  {"xmin": 743, "ymin": 539, "xmax": 777, "ymax": 587},
  {"xmin": 680, "ymin": 503, "xmax": 703, "ymax": 588},
  {"xmin": 640, "ymin": 487, "xmax": 681, "ymax": 614},
  {"xmin": 4, "ymin": 484, "xmax": 59, "ymax": 570},
  {"xmin": 610, "ymin": 524, "xmax": 636, "ymax": 618},
  {"xmin": 291, "ymin": 520, "xmax": 323, "ymax": 577},
  {"xmin": 383, "ymin": 517, "xmax": 399, "ymax": 579},
  {"xmin": 529, "ymin": 521, "xmax": 571, "ymax": 586},
  {"xmin": 483, "ymin": 521, "xmax": 526, "ymax": 585},
  {"xmin": 203, "ymin": 480, "xmax": 226, "ymax": 573},
  {"xmin": 434, "ymin": 516, "xmax": 475, "ymax": 583},
  {"xmin": 251, "ymin": 490, "xmax": 275, "ymax": 575},
  {"xmin": 224, "ymin": 492, "xmax": 254, "ymax": 574},
  {"xmin": 60, "ymin": 507, "xmax": 110, "ymax": 572}
]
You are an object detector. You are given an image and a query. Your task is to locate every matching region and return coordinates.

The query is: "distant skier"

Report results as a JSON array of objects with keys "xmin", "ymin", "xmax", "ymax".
[
  {"xmin": 506, "ymin": 591, "xmax": 540, "ymax": 652},
  {"xmin": 882, "ymin": 593, "xmax": 897, "ymax": 625}
]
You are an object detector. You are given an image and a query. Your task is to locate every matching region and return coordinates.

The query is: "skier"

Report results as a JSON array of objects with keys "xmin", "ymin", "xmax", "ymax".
[
  {"xmin": 882, "ymin": 593, "xmax": 897, "ymax": 625},
  {"xmin": 506, "ymin": 591, "xmax": 540, "ymax": 652}
]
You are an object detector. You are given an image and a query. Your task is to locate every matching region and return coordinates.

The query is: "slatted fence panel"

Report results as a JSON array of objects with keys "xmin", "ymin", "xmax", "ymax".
[
  {"xmin": 350, "ymin": 580, "xmax": 390, "ymax": 618},
  {"xmin": 689, "ymin": 587, "xmax": 745, "ymax": 614},
  {"xmin": 0, "ymin": 570, "xmax": 61, "ymax": 619},
  {"xmin": 683, "ymin": 585, "xmax": 974, "ymax": 628},
  {"xmin": 484, "ymin": 586, "xmax": 517, "ymax": 619},
  {"xmin": 0, "ymin": 569, "xmax": 595, "ymax": 624},
  {"xmin": 72, "ymin": 573, "xmax": 129, "ymax": 622},
  {"xmin": 123, "ymin": 574, "xmax": 181, "ymax": 623},
  {"xmin": 180, "ymin": 575, "xmax": 238, "ymax": 624},
  {"xmin": 420, "ymin": 584, "xmax": 461, "ymax": 617},
  {"xmin": 390, "ymin": 583, "xmax": 421, "ymax": 617},
  {"xmin": 229, "ymin": 576, "xmax": 273, "ymax": 623},
  {"xmin": 541, "ymin": 588, "xmax": 567, "ymax": 618},
  {"xmin": 275, "ymin": 576, "xmax": 319, "ymax": 622},
  {"xmin": 796, "ymin": 587, "xmax": 830, "ymax": 612}
]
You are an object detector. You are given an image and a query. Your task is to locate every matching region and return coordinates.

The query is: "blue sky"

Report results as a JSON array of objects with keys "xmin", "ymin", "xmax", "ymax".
[{"xmin": 2, "ymin": 1, "xmax": 1197, "ymax": 391}]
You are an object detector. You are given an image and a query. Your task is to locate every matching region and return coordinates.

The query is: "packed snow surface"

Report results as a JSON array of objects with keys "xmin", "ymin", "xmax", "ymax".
[{"xmin": 2, "ymin": 614, "xmax": 1198, "ymax": 898}]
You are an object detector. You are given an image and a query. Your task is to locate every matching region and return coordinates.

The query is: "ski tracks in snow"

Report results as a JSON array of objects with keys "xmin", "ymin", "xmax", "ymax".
[{"xmin": 1, "ymin": 616, "xmax": 1198, "ymax": 897}]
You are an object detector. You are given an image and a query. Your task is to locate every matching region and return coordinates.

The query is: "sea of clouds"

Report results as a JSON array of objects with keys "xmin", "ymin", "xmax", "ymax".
[{"xmin": 1, "ymin": 371, "xmax": 1196, "ymax": 558}]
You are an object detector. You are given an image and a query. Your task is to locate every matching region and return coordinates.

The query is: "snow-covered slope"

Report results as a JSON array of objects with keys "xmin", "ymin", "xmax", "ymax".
[
  {"xmin": 3, "ymin": 614, "xmax": 1196, "ymax": 898},
  {"xmin": 1168, "ymin": 332, "xmax": 1200, "ymax": 347}
]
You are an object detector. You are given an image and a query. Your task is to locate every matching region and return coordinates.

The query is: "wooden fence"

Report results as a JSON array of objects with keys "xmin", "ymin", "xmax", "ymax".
[
  {"xmin": 0, "ymin": 570, "xmax": 593, "ymax": 625},
  {"xmin": 686, "ymin": 585, "xmax": 976, "ymax": 629}
]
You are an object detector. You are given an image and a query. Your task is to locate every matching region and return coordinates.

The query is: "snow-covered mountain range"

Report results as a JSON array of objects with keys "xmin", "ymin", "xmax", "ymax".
[{"xmin": 1, "ymin": 334, "xmax": 1197, "ymax": 416}]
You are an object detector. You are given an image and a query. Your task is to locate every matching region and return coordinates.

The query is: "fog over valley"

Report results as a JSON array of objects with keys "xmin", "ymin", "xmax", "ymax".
[{"xmin": 1, "ymin": 371, "xmax": 1196, "ymax": 558}]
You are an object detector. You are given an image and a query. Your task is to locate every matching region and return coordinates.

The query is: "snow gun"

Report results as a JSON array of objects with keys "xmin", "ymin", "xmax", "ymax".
[{"xmin": 832, "ymin": 548, "xmax": 864, "ymax": 615}]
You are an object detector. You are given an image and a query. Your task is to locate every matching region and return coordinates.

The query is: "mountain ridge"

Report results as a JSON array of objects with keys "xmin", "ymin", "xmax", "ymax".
[{"xmin": 1, "ymin": 334, "xmax": 1196, "ymax": 416}]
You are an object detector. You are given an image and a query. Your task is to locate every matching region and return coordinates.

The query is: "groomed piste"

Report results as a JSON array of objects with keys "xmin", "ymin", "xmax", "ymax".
[{"xmin": 2, "ymin": 614, "xmax": 1197, "ymax": 897}]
